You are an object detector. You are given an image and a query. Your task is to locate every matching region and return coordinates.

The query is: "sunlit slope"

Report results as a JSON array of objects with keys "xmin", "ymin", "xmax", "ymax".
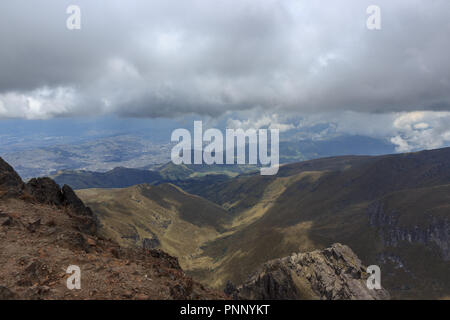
[{"xmin": 77, "ymin": 183, "xmax": 230, "ymax": 269}]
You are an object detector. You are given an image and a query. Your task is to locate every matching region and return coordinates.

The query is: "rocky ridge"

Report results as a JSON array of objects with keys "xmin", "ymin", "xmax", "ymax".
[
  {"xmin": 0, "ymin": 157, "xmax": 225, "ymax": 300},
  {"xmin": 226, "ymin": 244, "xmax": 390, "ymax": 300}
]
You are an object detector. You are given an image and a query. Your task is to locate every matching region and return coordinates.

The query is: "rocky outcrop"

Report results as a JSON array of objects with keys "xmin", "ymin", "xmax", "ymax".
[
  {"xmin": 25, "ymin": 178, "xmax": 92, "ymax": 213},
  {"xmin": 61, "ymin": 185, "xmax": 95, "ymax": 216},
  {"xmin": 0, "ymin": 157, "xmax": 95, "ymax": 225},
  {"xmin": 24, "ymin": 178, "xmax": 97, "ymax": 234},
  {"xmin": 368, "ymin": 200, "xmax": 450, "ymax": 261},
  {"xmin": 0, "ymin": 156, "xmax": 97, "ymax": 235},
  {"xmin": 0, "ymin": 157, "xmax": 24, "ymax": 196},
  {"xmin": 0, "ymin": 157, "xmax": 225, "ymax": 300},
  {"xmin": 0, "ymin": 198, "xmax": 225, "ymax": 300},
  {"xmin": 25, "ymin": 177, "xmax": 64, "ymax": 205},
  {"xmin": 227, "ymin": 244, "xmax": 390, "ymax": 300}
]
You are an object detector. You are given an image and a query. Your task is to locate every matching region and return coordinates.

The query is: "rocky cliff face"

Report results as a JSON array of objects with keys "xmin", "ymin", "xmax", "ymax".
[
  {"xmin": 0, "ymin": 157, "xmax": 225, "ymax": 300},
  {"xmin": 368, "ymin": 200, "xmax": 450, "ymax": 261},
  {"xmin": 0, "ymin": 157, "xmax": 24, "ymax": 197},
  {"xmin": 1, "ymin": 157, "xmax": 94, "ymax": 217},
  {"xmin": 226, "ymin": 244, "xmax": 390, "ymax": 300}
]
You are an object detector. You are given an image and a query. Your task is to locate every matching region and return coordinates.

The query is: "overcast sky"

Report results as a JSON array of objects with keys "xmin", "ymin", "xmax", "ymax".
[{"xmin": 1, "ymin": 0, "xmax": 450, "ymax": 151}]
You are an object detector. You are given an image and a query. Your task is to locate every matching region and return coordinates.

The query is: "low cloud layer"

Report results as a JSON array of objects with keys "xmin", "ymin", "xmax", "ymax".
[
  {"xmin": 226, "ymin": 110, "xmax": 450, "ymax": 152},
  {"xmin": 0, "ymin": 0, "xmax": 450, "ymax": 119}
]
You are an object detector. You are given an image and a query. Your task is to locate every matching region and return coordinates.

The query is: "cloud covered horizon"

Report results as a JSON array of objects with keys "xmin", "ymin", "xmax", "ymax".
[{"xmin": 1, "ymin": 0, "xmax": 450, "ymax": 120}]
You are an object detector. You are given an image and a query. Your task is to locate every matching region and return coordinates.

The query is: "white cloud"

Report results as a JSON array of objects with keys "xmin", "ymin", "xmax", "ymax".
[
  {"xmin": 228, "ymin": 110, "xmax": 450, "ymax": 152},
  {"xmin": 0, "ymin": 87, "xmax": 77, "ymax": 120},
  {"xmin": 227, "ymin": 113, "xmax": 295, "ymax": 132},
  {"xmin": 389, "ymin": 111, "xmax": 450, "ymax": 152}
]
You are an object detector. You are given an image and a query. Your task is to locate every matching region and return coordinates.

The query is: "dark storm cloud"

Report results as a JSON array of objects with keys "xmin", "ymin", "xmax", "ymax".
[{"xmin": 0, "ymin": 0, "xmax": 449, "ymax": 119}]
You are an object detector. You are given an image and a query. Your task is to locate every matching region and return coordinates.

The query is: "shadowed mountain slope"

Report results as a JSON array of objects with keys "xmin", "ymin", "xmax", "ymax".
[{"xmin": 192, "ymin": 148, "xmax": 450, "ymax": 299}]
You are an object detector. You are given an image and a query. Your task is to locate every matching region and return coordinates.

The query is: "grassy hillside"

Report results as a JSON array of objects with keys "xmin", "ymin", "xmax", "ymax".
[
  {"xmin": 78, "ymin": 148, "xmax": 450, "ymax": 299},
  {"xmin": 192, "ymin": 148, "xmax": 450, "ymax": 299},
  {"xmin": 77, "ymin": 184, "xmax": 231, "ymax": 270}
]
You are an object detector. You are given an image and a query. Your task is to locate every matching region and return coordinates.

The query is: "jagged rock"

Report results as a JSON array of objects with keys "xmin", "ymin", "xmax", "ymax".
[
  {"xmin": 25, "ymin": 179, "xmax": 94, "ymax": 216},
  {"xmin": 231, "ymin": 244, "xmax": 390, "ymax": 300},
  {"xmin": 25, "ymin": 177, "xmax": 64, "ymax": 205},
  {"xmin": 61, "ymin": 184, "xmax": 93, "ymax": 216},
  {"xmin": 24, "ymin": 178, "xmax": 98, "ymax": 234},
  {"xmin": 0, "ymin": 157, "xmax": 226, "ymax": 300},
  {"xmin": 61, "ymin": 184, "xmax": 98, "ymax": 234},
  {"xmin": 0, "ymin": 157, "xmax": 24, "ymax": 196}
]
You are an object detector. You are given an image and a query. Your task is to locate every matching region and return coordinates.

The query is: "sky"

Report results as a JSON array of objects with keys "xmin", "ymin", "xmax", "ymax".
[{"xmin": 1, "ymin": 0, "xmax": 450, "ymax": 152}]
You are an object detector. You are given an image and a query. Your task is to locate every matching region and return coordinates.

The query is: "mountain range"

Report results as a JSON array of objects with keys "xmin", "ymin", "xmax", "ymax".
[
  {"xmin": 74, "ymin": 148, "xmax": 450, "ymax": 299},
  {"xmin": 51, "ymin": 162, "xmax": 257, "ymax": 190},
  {"xmin": 0, "ymin": 156, "xmax": 386, "ymax": 300}
]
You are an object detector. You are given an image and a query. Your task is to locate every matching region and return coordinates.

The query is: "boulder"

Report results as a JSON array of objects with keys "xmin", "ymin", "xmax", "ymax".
[{"xmin": 25, "ymin": 177, "xmax": 63, "ymax": 205}]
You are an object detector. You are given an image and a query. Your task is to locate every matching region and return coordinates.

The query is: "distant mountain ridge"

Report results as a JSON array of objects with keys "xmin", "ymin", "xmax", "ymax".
[
  {"xmin": 52, "ymin": 167, "xmax": 164, "ymax": 189},
  {"xmin": 51, "ymin": 162, "xmax": 257, "ymax": 190}
]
